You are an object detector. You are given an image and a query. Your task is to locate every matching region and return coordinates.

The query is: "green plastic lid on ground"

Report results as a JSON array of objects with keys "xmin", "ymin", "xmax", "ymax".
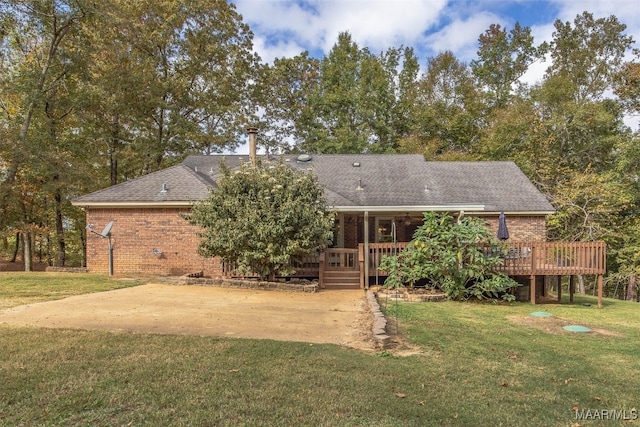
[
  {"xmin": 563, "ymin": 325, "xmax": 591, "ymax": 333},
  {"xmin": 530, "ymin": 311, "xmax": 553, "ymax": 317}
]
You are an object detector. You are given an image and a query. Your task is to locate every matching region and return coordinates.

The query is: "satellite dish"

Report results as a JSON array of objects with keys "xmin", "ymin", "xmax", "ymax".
[{"xmin": 100, "ymin": 221, "xmax": 114, "ymax": 238}]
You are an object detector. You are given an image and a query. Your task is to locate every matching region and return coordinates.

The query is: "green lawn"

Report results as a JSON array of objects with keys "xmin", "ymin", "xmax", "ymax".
[
  {"xmin": 1, "ymin": 274, "xmax": 639, "ymax": 426},
  {"xmin": 0, "ymin": 272, "xmax": 141, "ymax": 308}
]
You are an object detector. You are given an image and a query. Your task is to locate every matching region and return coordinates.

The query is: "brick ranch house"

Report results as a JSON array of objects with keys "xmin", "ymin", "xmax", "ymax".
[{"xmin": 72, "ymin": 152, "xmax": 607, "ymax": 302}]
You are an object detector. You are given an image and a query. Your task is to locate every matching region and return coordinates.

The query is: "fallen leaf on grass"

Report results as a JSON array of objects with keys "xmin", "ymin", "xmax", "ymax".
[
  {"xmin": 395, "ymin": 393, "xmax": 406, "ymax": 398},
  {"xmin": 453, "ymin": 413, "xmax": 458, "ymax": 419},
  {"xmin": 228, "ymin": 369, "xmax": 239, "ymax": 373},
  {"xmin": 501, "ymin": 381, "xmax": 509, "ymax": 387},
  {"xmin": 565, "ymin": 378, "xmax": 573, "ymax": 384},
  {"xmin": 418, "ymin": 401, "xmax": 425, "ymax": 406},
  {"xmin": 593, "ymin": 396, "xmax": 601, "ymax": 401}
]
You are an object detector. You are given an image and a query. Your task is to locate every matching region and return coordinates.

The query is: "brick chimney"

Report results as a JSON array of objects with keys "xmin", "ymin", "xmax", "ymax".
[{"xmin": 247, "ymin": 126, "xmax": 258, "ymax": 164}]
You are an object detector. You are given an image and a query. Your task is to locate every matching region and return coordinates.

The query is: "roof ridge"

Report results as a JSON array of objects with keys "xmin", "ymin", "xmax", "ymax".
[{"xmin": 177, "ymin": 163, "xmax": 216, "ymax": 188}]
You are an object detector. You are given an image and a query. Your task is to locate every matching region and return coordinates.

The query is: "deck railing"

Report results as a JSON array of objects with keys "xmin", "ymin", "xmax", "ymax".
[
  {"xmin": 222, "ymin": 253, "xmax": 320, "ymax": 278},
  {"xmin": 222, "ymin": 241, "xmax": 606, "ymax": 283},
  {"xmin": 364, "ymin": 241, "xmax": 606, "ymax": 277},
  {"xmin": 493, "ymin": 241, "xmax": 606, "ymax": 276}
]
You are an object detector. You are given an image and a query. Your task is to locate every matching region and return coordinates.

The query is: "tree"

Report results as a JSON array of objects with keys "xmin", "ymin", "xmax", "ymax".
[
  {"xmin": 471, "ymin": 23, "xmax": 546, "ymax": 110},
  {"xmin": 255, "ymin": 52, "xmax": 321, "ymax": 154},
  {"xmin": 187, "ymin": 160, "xmax": 335, "ymax": 281},
  {"xmin": 0, "ymin": 0, "xmax": 89, "ymax": 269},
  {"xmin": 545, "ymin": 12, "xmax": 633, "ymax": 103},
  {"xmin": 80, "ymin": 0, "xmax": 260, "ymax": 178},
  {"xmin": 0, "ymin": 0, "xmax": 261, "ymax": 268},
  {"xmin": 547, "ymin": 169, "xmax": 634, "ymax": 242},
  {"xmin": 297, "ymin": 32, "xmax": 419, "ymax": 153},
  {"xmin": 412, "ymin": 51, "xmax": 481, "ymax": 159},
  {"xmin": 379, "ymin": 212, "xmax": 518, "ymax": 301},
  {"xmin": 614, "ymin": 59, "xmax": 640, "ymax": 118}
]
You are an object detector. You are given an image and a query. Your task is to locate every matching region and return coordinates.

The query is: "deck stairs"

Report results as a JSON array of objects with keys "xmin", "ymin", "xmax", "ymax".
[{"xmin": 322, "ymin": 269, "xmax": 360, "ymax": 289}]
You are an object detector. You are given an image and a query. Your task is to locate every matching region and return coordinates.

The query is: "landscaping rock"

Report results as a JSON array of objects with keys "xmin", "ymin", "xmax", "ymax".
[{"xmin": 178, "ymin": 276, "xmax": 318, "ymax": 293}]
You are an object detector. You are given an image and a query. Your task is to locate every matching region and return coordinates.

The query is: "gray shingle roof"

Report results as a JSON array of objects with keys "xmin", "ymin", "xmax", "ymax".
[
  {"xmin": 72, "ymin": 164, "xmax": 213, "ymax": 204},
  {"xmin": 73, "ymin": 154, "xmax": 554, "ymax": 213}
]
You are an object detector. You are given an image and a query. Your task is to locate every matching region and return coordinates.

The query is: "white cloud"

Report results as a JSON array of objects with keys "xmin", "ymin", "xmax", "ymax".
[
  {"xmin": 316, "ymin": 0, "xmax": 447, "ymax": 53},
  {"xmin": 234, "ymin": 0, "xmax": 448, "ymax": 62},
  {"xmin": 423, "ymin": 11, "xmax": 503, "ymax": 62},
  {"xmin": 234, "ymin": 0, "xmax": 639, "ymax": 68}
]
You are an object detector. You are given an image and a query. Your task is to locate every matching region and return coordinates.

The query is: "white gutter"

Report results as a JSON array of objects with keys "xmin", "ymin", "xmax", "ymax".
[
  {"xmin": 70, "ymin": 201, "xmax": 196, "ymax": 208},
  {"xmin": 72, "ymin": 202, "xmax": 486, "ymax": 211},
  {"xmin": 332, "ymin": 204, "xmax": 486, "ymax": 213},
  {"xmin": 468, "ymin": 210, "xmax": 556, "ymax": 216}
]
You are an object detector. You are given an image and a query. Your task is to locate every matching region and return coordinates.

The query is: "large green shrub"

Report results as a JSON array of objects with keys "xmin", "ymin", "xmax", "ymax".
[
  {"xmin": 379, "ymin": 212, "xmax": 518, "ymax": 300},
  {"xmin": 186, "ymin": 160, "xmax": 334, "ymax": 281}
]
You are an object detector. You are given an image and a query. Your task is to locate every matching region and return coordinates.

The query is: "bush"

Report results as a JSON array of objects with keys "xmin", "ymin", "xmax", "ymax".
[
  {"xmin": 379, "ymin": 212, "xmax": 518, "ymax": 301},
  {"xmin": 186, "ymin": 160, "xmax": 335, "ymax": 281}
]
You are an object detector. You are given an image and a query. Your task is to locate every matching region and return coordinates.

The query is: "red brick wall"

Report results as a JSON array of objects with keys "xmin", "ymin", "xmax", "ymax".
[
  {"xmin": 85, "ymin": 208, "xmax": 547, "ymax": 277},
  {"xmin": 481, "ymin": 215, "xmax": 547, "ymax": 241},
  {"xmin": 85, "ymin": 208, "xmax": 222, "ymax": 277},
  {"xmin": 344, "ymin": 214, "xmax": 546, "ymax": 245},
  {"xmin": 343, "ymin": 214, "xmax": 359, "ymax": 248}
]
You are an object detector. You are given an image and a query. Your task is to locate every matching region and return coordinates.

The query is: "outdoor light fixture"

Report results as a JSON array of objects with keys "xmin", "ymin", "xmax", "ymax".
[{"xmin": 87, "ymin": 221, "xmax": 114, "ymax": 276}]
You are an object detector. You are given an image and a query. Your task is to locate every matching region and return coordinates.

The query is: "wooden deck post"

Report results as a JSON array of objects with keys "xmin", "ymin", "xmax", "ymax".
[
  {"xmin": 318, "ymin": 252, "xmax": 325, "ymax": 289},
  {"xmin": 358, "ymin": 244, "xmax": 365, "ymax": 289},
  {"xmin": 597, "ymin": 274, "xmax": 603, "ymax": 308},
  {"xmin": 364, "ymin": 211, "xmax": 369, "ymax": 290},
  {"xmin": 569, "ymin": 275, "xmax": 574, "ymax": 303},
  {"xmin": 530, "ymin": 275, "xmax": 536, "ymax": 304},
  {"xmin": 557, "ymin": 275, "xmax": 562, "ymax": 302}
]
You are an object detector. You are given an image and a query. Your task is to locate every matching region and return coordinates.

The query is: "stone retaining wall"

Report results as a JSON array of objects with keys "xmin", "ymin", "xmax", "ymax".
[
  {"xmin": 366, "ymin": 290, "xmax": 392, "ymax": 349},
  {"xmin": 45, "ymin": 267, "xmax": 88, "ymax": 273},
  {"xmin": 178, "ymin": 276, "xmax": 318, "ymax": 293}
]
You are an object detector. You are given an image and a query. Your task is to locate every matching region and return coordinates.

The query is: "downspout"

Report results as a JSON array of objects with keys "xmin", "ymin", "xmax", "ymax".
[{"xmin": 364, "ymin": 211, "xmax": 369, "ymax": 290}]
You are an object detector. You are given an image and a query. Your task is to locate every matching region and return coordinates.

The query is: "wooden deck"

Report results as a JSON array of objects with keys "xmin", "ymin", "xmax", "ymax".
[
  {"xmin": 223, "ymin": 241, "xmax": 607, "ymax": 305},
  {"xmin": 362, "ymin": 241, "xmax": 606, "ymax": 277},
  {"xmin": 361, "ymin": 241, "xmax": 606, "ymax": 306},
  {"xmin": 492, "ymin": 241, "xmax": 606, "ymax": 276}
]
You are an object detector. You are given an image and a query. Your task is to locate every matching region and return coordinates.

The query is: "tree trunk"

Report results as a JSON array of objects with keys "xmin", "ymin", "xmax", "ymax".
[
  {"xmin": 577, "ymin": 274, "xmax": 586, "ymax": 294},
  {"xmin": 23, "ymin": 232, "xmax": 32, "ymax": 272},
  {"xmin": 109, "ymin": 118, "xmax": 121, "ymax": 186},
  {"xmin": 627, "ymin": 273, "xmax": 637, "ymax": 301},
  {"xmin": 80, "ymin": 225, "xmax": 86, "ymax": 268},
  {"xmin": 11, "ymin": 232, "xmax": 20, "ymax": 263},
  {"xmin": 55, "ymin": 192, "xmax": 66, "ymax": 266}
]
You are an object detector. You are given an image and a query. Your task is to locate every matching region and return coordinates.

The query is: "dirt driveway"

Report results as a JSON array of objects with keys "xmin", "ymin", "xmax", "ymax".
[{"xmin": 0, "ymin": 284, "xmax": 374, "ymax": 349}]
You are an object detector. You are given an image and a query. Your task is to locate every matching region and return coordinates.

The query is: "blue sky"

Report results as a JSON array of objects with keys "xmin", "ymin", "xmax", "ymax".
[{"xmin": 233, "ymin": 0, "xmax": 639, "ymax": 85}]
